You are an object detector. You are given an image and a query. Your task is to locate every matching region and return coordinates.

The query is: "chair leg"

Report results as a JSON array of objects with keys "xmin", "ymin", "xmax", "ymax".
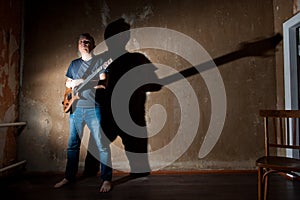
[
  {"xmin": 258, "ymin": 167, "xmax": 263, "ymax": 200},
  {"xmin": 264, "ymin": 174, "xmax": 269, "ymax": 200}
]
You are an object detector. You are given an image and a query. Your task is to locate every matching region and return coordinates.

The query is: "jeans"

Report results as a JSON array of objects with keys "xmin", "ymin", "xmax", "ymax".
[{"xmin": 65, "ymin": 107, "xmax": 112, "ymax": 181}]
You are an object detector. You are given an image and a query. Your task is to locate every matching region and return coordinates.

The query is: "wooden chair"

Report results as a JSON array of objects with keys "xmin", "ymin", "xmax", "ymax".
[{"xmin": 256, "ymin": 110, "xmax": 300, "ymax": 200}]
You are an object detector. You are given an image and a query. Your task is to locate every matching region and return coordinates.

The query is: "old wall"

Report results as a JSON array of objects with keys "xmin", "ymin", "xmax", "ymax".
[
  {"xmin": 0, "ymin": 0, "xmax": 22, "ymax": 170},
  {"xmin": 17, "ymin": 0, "xmax": 293, "ymax": 172},
  {"xmin": 274, "ymin": 0, "xmax": 295, "ymax": 109}
]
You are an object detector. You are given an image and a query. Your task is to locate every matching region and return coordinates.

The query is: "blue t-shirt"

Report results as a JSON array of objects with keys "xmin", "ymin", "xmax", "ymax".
[{"xmin": 66, "ymin": 54, "xmax": 108, "ymax": 108}]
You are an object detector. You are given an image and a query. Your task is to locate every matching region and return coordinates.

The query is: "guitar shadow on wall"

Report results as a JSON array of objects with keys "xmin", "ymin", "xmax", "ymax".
[{"xmin": 161, "ymin": 33, "xmax": 282, "ymax": 85}]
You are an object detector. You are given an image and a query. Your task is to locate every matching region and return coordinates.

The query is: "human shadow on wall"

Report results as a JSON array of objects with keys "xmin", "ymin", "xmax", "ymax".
[
  {"xmin": 95, "ymin": 18, "xmax": 162, "ymax": 183},
  {"xmin": 94, "ymin": 17, "xmax": 282, "ymax": 185}
]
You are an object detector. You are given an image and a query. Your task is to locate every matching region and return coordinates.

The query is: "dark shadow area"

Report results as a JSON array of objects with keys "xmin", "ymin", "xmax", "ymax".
[
  {"xmin": 1, "ymin": 172, "xmax": 300, "ymax": 200},
  {"xmin": 99, "ymin": 18, "xmax": 162, "ymax": 175},
  {"xmin": 111, "ymin": 174, "xmax": 137, "ymax": 185},
  {"xmin": 111, "ymin": 172, "xmax": 155, "ymax": 186}
]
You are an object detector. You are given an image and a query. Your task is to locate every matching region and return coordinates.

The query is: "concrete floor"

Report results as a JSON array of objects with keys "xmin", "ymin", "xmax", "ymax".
[{"xmin": 1, "ymin": 172, "xmax": 300, "ymax": 200}]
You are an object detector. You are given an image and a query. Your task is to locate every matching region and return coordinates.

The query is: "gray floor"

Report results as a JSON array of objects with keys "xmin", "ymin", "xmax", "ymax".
[{"xmin": 1, "ymin": 172, "xmax": 300, "ymax": 200}]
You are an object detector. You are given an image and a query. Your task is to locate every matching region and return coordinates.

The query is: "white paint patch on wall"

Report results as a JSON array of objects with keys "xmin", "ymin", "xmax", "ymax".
[
  {"xmin": 0, "ymin": 104, "xmax": 17, "ymax": 167},
  {"xmin": 139, "ymin": 4, "xmax": 153, "ymax": 20},
  {"xmin": 0, "ymin": 73, "xmax": 5, "ymax": 97},
  {"xmin": 8, "ymin": 29, "xmax": 19, "ymax": 97},
  {"xmin": 0, "ymin": 29, "xmax": 8, "ymax": 97},
  {"xmin": 122, "ymin": 3, "xmax": 154, "ymax": 26},
  {"xmin": 3, "ymin": 104, "xmax": 17, "ymax": 122},
  {"xmin": 294, "ymin": 0, "xmax": 300, "ymax": 13},
  {"xmin": 100, "ymin": 0, "xmax": 110, "ymax": 27},
  {"xmin": 0, "ymin": 29, "xmax": 19, "ymax": 98}
]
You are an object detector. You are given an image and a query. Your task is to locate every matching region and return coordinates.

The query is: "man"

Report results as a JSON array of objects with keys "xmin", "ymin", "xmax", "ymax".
[{"xmin": 55, "ymin": 33, "xmax": 112, "ymax": 192}]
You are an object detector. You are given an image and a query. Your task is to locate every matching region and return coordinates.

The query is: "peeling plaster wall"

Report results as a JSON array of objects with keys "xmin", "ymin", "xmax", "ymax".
[
  {"xmin": 0, "ymin": 0, "xmax": 22, "ymax": 168},
  {"xmin": 18, "ymin": 0, "xmax": 293, "ymax": 172}
]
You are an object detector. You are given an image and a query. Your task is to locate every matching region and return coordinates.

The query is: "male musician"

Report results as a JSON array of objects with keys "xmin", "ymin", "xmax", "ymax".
[{"xmin": 54, "ymin": 33, "xmax": 112, "ymax": 193}]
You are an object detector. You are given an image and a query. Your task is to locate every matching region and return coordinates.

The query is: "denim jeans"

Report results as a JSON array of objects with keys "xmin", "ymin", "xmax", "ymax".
[{"xmin": 65, "ymin": 107, "xmax": 112, "ymax": 181}]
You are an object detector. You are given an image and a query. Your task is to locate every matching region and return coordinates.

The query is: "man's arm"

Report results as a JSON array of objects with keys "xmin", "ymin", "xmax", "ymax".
[
  {"xmin": 65, "ymin": 78, "xmax": 84, "ymax": 89},
  {"xmin": 94, "ymin": 73, "xmax": 108, "ymax": 89}
]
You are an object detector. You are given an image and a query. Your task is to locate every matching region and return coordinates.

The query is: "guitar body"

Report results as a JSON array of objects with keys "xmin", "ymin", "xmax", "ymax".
[
  {"xmin": 61, "ymin": 58, "xmax": 113, "ymax": 113},
  {"xmin": 62, "ymin": 87, "xmax": 79, "ymax": 113}
]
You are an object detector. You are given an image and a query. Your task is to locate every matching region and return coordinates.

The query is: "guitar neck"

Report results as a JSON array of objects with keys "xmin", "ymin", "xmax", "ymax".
[{"xmin": 74, "ymin": 58, "xmax": 112, "ymax": 93}]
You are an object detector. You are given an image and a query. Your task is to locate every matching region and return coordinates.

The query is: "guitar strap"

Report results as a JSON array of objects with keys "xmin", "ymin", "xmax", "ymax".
[{"xmin": 77, "ymin": 57, "xmax": 98, "ymax": 79}]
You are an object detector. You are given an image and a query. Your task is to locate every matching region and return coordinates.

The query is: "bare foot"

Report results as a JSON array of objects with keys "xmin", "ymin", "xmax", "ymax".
[
  {"xmin": 54, "ymin": 178, "xmax": 69, "ymax": 188},
  {"xmin": 99, "ymin": 180, "xmax": 112, "ymax": 193}
]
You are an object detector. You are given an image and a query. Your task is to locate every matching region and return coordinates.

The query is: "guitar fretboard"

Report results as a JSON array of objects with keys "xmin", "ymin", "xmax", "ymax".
[{"xmin": 74, "ymin": 58, "xmax": 113, "ymax": 93}]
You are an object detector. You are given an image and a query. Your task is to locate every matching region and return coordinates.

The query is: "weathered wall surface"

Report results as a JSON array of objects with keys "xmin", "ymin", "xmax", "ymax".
[
  {"xmin": 274, "ymin": 0, "xmax": 296, "ymax": 109},
  {"xmin": 0, "ymin": 0, "xmax": 22, "ymax": 169},
  {"xmin": 17, "ymin": 0, "xmax": 293, "ymax": 172}
]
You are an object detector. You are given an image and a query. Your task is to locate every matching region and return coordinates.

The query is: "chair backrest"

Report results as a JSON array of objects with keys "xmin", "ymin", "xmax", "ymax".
[{"xmin": 259, "ymin": 110, "xmax": 300, "ymax": 157}]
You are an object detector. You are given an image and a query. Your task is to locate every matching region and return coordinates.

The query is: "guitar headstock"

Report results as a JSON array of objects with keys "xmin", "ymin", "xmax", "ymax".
[
  {"xmin": 103, "ymin": 58, "xmax": 113, "ymax": 69},
  {"xmin": 238, "ymin": 33, "xmax": 283, "ymax": 57}
]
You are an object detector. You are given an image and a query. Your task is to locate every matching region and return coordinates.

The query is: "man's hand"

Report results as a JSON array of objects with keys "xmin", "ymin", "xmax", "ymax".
[
  {"xmin": 94, "ymin": 85, "xmax": 106, "ymax": 89},
  {"xmin": 66, "ymin": 78, "xmax": 84, "ymax": 89},
  {"xmin": 73, "ymin": 79, "xmax": 84, "ymax": 87}
]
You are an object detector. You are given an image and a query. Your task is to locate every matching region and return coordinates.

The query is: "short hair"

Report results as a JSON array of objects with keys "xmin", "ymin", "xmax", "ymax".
[
  {"xmin": 79, "ymin": 33, "xmax": 95, "ymax": 48},
  {"xmin": 104, "ymin": 18, "xmax": 130, "ymax": 40}
]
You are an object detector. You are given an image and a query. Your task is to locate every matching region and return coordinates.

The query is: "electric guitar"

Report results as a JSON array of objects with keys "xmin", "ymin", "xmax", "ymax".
[{"xmin": 62, "ymin": 58, "xmax": 113, "ymax": 113}]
